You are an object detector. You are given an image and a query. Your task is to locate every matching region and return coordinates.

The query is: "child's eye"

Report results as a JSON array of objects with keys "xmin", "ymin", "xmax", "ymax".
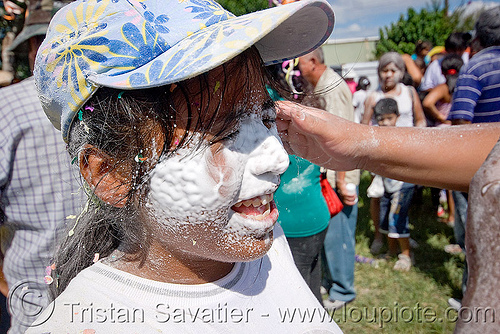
[
  {"xmin": 263, "ymin": 118, "xmax": 276, "ymax": 129},
  {"xmin": 211, "ymin": 129, "xmax": 239, "ymax": 145},
  {"xmin": 223, "ymin": 130, "xmax": 239, "ymax": 140},
  {"xmin": 262, "ymin": 100, "xmax": 277, "ymax": 130}
]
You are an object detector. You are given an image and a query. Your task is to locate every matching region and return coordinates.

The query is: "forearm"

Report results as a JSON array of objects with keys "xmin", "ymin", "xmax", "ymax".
[
  {"xmin": 354, "ymin": 123, "xmax": 499, "ymax": 191},
  {"xmin": 402, "ymin": 54, "xmax": 423, "ymax": 85},
  {"xmin": 411, "ymin": 87, "xmax": 427, "ymax": 127},
  {"xmin": 423, "ymin": 104, "xmax": 447, "ymax": 123},
  {"xmin": 276, "ymin": 101, "xmax": 499, "ymax": 192},
  {"xmin": 422, "ymin": 86, "xmax": 448, "ymax": 124}
]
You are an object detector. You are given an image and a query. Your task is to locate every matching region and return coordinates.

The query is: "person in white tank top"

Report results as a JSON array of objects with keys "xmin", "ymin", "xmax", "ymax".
[
  {"xmin": 362, "ymin": 52, "xmax": 426, "ymax": 128},
  {"xmin": 361, "ymin": 52, "xmax": 426, "ymax": 255}
]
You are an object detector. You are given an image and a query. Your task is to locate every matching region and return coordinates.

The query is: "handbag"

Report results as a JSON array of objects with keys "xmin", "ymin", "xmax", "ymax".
[{"xmin": 320, "ymin": 172, "xmax": 344, "ymax": 217}]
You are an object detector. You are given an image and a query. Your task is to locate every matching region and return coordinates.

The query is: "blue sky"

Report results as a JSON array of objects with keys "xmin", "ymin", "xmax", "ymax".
[{"xmin": 327, "ymin": 0, "xmax": 500, "ymax": 40}]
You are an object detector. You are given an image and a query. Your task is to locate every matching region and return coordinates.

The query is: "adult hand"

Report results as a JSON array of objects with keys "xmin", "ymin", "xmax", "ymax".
[
  {"xmin": 276, "ymin": 101, "xmax": 499, "ymax": 192},
  {"xmin": 336, "ymin": 181, "xmax": 358, "ymax": 206},
  {"xmin": 275, "ymin": 101, "xmax": 364, "ymax": 172}
]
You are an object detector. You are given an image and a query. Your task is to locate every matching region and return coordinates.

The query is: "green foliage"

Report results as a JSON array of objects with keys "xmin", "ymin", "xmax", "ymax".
[
  {"xmin": 376, "ymin": 5, "xmax": 457, "ymax": 58},
  {"xmin": 217, "ymin": 0, "xmax": 268, "ymax": 16}
]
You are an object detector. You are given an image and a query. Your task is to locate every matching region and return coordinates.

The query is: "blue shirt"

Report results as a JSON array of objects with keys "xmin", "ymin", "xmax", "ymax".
[{"xmin": 448, "ymin": 46, "xmax": 500, "ymax": 123}]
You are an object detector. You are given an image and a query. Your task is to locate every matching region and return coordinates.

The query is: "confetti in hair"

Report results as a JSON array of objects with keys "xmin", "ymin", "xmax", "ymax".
[
  {"xmin": 85, "ymin": 105, "xmax": 94, "ymax": 112},
  {"xmin": 44, "ymin": 264, "xmax": 56, "ymax": 284},
  {"xmin": 45, "ymin": 265, "xmax": 52, "ymax": 276},
  {"xmin": 78, "ymin": 110, "xmax": 83, "ymax": 121},
  {"xmin": 134, "ymin": 152, "xmax": 147, "ymax": 163},
  {"xmin": 44, "ymin": 275, "xmax": 54, "ymax": 285},
  {"xmin": 68, "ymin": 200, "xmax": 89, "ymax": 237},
  {"xmin": 214, "ymin": 81, "xmax": 220, "ymax": 93},
  {"xmin": 118, "ymin": 91, "xmax": 125, "ymax": 99}
]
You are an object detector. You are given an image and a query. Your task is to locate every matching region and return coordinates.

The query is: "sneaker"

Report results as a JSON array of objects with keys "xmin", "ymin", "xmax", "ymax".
[
  {"xmin": 370, "ymin": 238, "xmax": 384, "ymax": 255},
  {"xmin": 448, "ymin": 298, "xmax": 462, "ymax": 311},
  {"xmin": 393, "ymin": 254, "xmax": 412, "ymax": 271},
  {"xmin": 323, "ymin": 298, "xmax": 353, "ymax": 310}
]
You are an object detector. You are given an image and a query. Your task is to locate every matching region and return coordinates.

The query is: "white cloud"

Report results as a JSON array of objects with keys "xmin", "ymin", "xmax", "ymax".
[
  {"xmin": 328, "ymin": 0, "xmax": 425, "ymax": 24},
  {"xmin": 328, "ymin": 0, "xmax": 500, "ymax": 39},
  {"xmin": 347, "ymin": 23, "xmax": 362, "ymax": 32}
]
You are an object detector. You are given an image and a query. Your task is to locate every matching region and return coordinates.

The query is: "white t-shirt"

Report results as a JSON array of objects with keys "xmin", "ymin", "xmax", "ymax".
[
  {"xmin": 371, "ymin": 84, "xmax": 415, "ymax": 127},
  {"xmin": 352, "ymin": 89, "xmax": 368, "ymax": 124},
  {"xmin": 27, "ymin": 226, "xmax": 343, "ymax": 334},
  {"xmin": 419, "ymin": 59, "xmax": 445, "ymax": 91}
]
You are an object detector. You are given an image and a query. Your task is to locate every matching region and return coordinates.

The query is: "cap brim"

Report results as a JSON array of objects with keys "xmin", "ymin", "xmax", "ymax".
[
  {"xmin": 8, "ymin": 24, "xmax": 48, "ymax": 52},
  {"xmin": 89, "ymin": 1, "xmax": 334, "ymax": 89}
]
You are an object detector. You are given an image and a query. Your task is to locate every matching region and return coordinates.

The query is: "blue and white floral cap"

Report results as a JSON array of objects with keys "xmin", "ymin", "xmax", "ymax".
[{"xmin": 34, "ymin": 0, "xmax": 334, "ymax": 142}]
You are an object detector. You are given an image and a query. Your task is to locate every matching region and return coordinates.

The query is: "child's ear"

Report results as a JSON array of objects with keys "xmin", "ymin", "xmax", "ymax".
[{"xmin": 79, "ymin": 145, "xmax": 131, "ymax": 208}]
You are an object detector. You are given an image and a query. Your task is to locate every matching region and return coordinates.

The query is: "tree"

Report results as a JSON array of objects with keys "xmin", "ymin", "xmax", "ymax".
[
  {"xmin": 375, "ymin": 2, "xmax": 477, "ymax": 58},
  {"xmin": 217, "ymin": 0, "xmax": 268, "ymax": 16}
]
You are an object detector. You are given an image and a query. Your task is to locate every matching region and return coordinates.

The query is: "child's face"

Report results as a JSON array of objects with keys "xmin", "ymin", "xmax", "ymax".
[
  {"xmin": 146, "ymin": 56, "xmax": 289, "ymax": 263},
  {"xmin": 376, "ymin": 113, "xmax": 398, "ymax": 127}
]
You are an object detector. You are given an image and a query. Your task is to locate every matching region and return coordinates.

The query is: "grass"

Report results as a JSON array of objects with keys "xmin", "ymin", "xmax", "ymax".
[{"xmin": 328, "ymin": 171, "xmax": 465, "ymax": 333}]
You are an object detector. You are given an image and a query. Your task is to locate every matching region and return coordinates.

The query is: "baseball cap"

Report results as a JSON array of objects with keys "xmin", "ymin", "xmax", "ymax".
[{"xmin": 34, "ymin": 0, "xmax": 335, "ymax": 142}]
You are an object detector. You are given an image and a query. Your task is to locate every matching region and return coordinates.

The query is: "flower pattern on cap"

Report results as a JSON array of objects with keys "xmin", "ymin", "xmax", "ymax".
[
  {"xmin": 42, "ymin": 0, "xmax": 112, "ymax": 110},
  {"xmin": 34, "ymin": 0, "xmax": 334, "ymax": 142},
  {"xmin": 186, "ymin": 0, "xmax": 234, "ymax": 25}
]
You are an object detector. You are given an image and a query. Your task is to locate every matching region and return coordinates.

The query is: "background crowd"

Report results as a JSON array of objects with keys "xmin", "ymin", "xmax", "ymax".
[
  {"xmin": 0, "ymin": 0, "xmax": 498, "ymax": 333},
  {"xmin": 270, "ymin": 3, "xmax": 500, "ymax": 328}
]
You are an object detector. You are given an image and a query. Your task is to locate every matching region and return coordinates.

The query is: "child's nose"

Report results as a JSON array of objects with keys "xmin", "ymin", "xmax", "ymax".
[{"xmin": 248, "ymin": 135, "xmax": 289, "ymax": 176}]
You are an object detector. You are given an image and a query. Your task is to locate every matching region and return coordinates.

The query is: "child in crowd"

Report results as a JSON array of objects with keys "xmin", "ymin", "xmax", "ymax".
[
  {"xmin": 352, "ymin": 76, "xmax": 370, "ymax": 123},
  {"xmin": 422, "ymin": 54, "xmax": 464, "ymax": 127},
  {"xmin": 373, "ymin": 98, "xmax": 415, "ymax": 271},
  {"xmin": 27, "ymin": 0, "xmax": 342, "ymax": 332}
]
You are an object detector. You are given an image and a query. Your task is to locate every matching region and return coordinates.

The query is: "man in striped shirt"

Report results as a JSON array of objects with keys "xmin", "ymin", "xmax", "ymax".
[{"xmin": 448, "ymin": 6, "xmax": 500, "ymax": 124}]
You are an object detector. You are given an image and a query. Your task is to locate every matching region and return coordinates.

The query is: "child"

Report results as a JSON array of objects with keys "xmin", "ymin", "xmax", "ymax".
[
  {"xmin": 373, "ymin": 98, "xmax": 415, "ymax": 271},
  {"xmin": 422, "ymin": 54, "xmax": 464, "ymax": 127},
  {"xmin": 28, "ymin": 0, "xmax": 342, "ymax": 332}
]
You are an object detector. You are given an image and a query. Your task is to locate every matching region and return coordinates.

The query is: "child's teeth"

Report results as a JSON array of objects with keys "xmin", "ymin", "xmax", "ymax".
[
  {"xmin": 264, "ymin": 206, "xmax": 270, "ymax": 216},
  {"xmin": 261, "ymin": 195, "xmax": 269, "ymax": 205},
  {"xmin": 253, "ymin": 206, "xmax": 271, "ymax": 220},
  {"xmin": 235, "ymin": 195, "xmax": 274, "ymax": 209}
]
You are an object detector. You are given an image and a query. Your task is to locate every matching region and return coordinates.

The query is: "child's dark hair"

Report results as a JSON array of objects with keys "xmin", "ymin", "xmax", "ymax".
[
  {"xmin": 414, "ymin": 40, "xmax": 432, "ymax": 57},
  {"xmin": 51, "ymin": 47, "xmax": 268, "ymax": 297},
  {"xmin": 440, "ymin": 54, "xmax": 464, "ymax": 94},
  {"xmin": 445, "ymin": 32, "xmax": 471, "ymax": 53},
  {"xmin": 356, "ymin": 76, "xmax": 370, "ymax": 91},
  {"xmin": 374, "ymin": 98, "xmax": 399, "ymax": 118}
]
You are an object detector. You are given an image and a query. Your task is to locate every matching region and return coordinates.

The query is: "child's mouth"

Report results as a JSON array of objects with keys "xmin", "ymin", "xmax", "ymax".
[{"xmin": 231, "ymin": 194, "xmax": 275, "ymax": 221}]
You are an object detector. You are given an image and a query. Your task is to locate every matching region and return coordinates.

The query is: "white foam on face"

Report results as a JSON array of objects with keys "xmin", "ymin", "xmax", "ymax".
[
  {"xmin": 379, "ymin": 62, "xmax": 404, "ymax": 90},
  {"xmin": 145, "ymin": 104, "xmax": 289, "ymax": 259}
]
